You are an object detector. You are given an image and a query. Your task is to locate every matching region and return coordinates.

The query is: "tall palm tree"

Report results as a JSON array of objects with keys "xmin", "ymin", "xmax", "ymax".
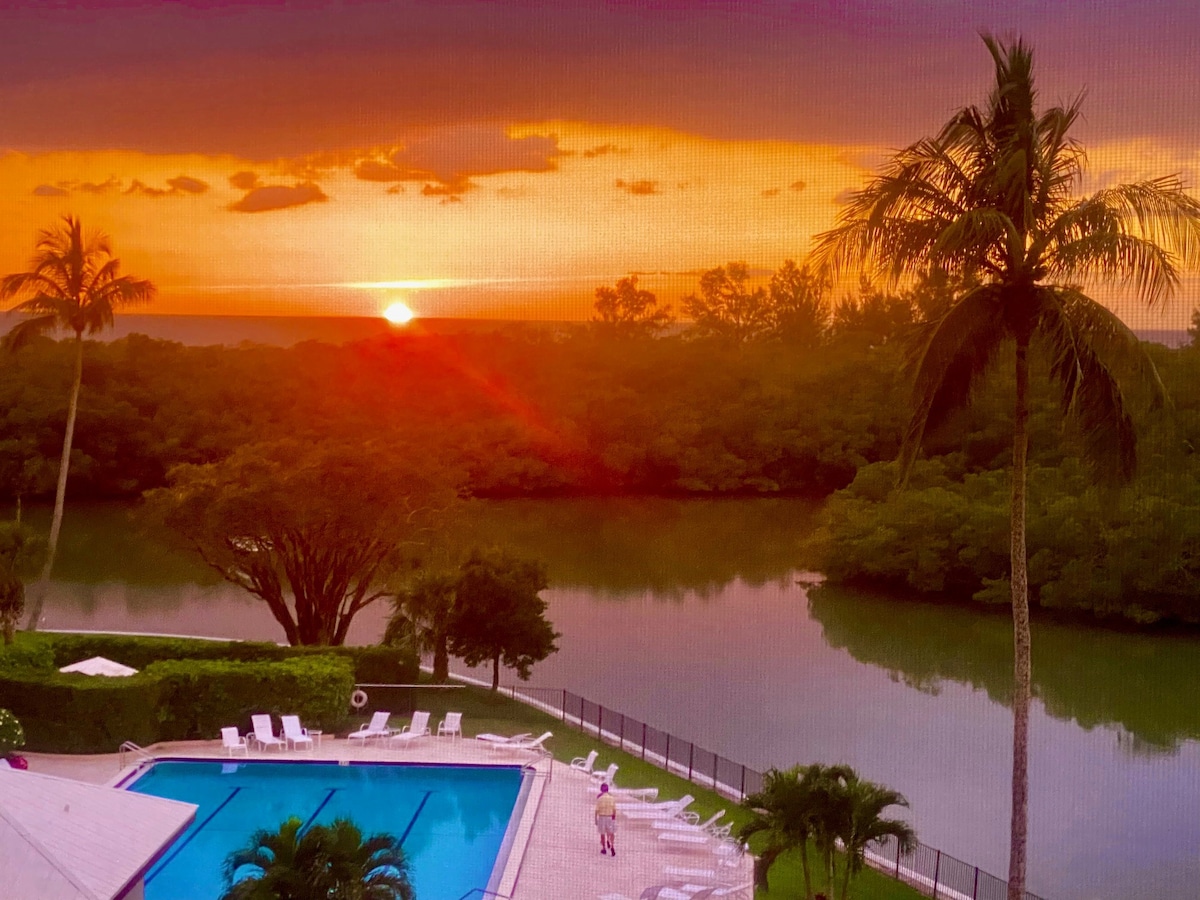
[
  {"xmin": 384, "ymin": 570, "xmax": 458, "ymax": 682},
  {"xmin": 826, "ymin": 771, "xmax": 915, "ymax": 900},
  {"xmin": 221, "ymin": 816, "xmax": 414, "ymax": 900},
  {"xmin": 812, "ymin": 36, "xmax": 1200, "ymax": 899},
  {"xmin": 0, "ymin": 215, "xmax": 154, "ymax": 625}
]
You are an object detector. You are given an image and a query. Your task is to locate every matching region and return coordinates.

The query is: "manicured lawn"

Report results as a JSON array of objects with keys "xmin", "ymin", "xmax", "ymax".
[{"xmin": 352, "ymin": 681, "xmax": 926, "ymax": 900}]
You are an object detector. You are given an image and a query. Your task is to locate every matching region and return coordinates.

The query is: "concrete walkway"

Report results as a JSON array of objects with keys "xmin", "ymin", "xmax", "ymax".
[{"xmin": 22, "ymin": 735, "xmax": 752, "ymax": 900}]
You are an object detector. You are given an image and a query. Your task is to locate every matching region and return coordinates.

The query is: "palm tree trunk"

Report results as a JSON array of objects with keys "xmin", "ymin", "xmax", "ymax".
[
  {"xmin": 1007, "ymin": 336, "xmax": 1032, "ymax": 900},
  {"xmin": 25, "ymin": 333, "xmax": 83, "ymax": 630},
  {"xmin": 799, "ymin": 839, "xmax": 814, "ymax": 900},
  {"xmin": 491, "ymin": 654, "xmax": 500, "ymax": 691}
]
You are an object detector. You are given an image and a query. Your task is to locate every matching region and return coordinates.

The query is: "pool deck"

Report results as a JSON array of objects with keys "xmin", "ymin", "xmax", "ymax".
[{"xmin": 22, "ymin": 735, "xmax": 752, "ymax": 900}]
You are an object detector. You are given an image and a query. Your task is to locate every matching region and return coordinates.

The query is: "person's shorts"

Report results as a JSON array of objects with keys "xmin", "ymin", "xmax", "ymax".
[{"xmin": 597, "ymin": 816, "xmax": 616, "ymax": 835}]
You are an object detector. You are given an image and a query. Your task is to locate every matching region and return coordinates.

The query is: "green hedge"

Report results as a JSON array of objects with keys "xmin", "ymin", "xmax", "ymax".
[
  {"xmin": 0, "ymin": 654, "xmax": 355, "ymax": 753},
  {"xmin": 10, "ymin": 632, "xmax": 418, "ymax": 684},
  {"xmin": 0, "ymin": 632, "xmax": 400, "ymax": 752}
]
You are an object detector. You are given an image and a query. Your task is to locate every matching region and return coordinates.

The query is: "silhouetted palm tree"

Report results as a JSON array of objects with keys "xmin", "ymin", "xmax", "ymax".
[
  {"xmin": 0, "ymin": 215, "xmax": 154, "ymax": 624},
  {"xmin": 221, "ymin": 816, "xmax": 414, "ymax": 900},
  {"xmin": 813, "ymin": 36, "xmax": 1200, "ymax": 899}
]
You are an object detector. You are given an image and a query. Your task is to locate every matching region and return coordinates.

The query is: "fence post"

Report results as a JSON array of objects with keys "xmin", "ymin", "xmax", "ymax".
[
  {"xmin": 972, "ymin": 866, "xmax": 979, "ymax": 900},
  {"xmin": 687, "ymin": 744, "xmax": 694, "ymax": 781},
  {"xmin": 665, "ymin": 734, "xmax": 670, "ymax": 770},
  {"xmin": 739, "ymin": 766, "xmax": 746, "ymax": 800},
  {"xmin": 619, "ymin": 714, "xmax": 625, "ymax": 750},
  {"xmin": 895, "ymin": 838, "xmax": 901, "ymax": 877},
  {"xmin": 561, "ymin": 690, "xmax": 566, "ymax": 722},
  {"xmin": 598, "ymin": 706, "xmax": 603, "ymax": 740},
  {"xmin": 713, "ymin": 756, "xmax": 718, "ymax": 792},
  {"xmin": 932, "ymin": 850, "xmax": 941, "ymax": 899},
  {"xmin": 641, "ymin": 723, "xmax": 647, "ymax": 760}
]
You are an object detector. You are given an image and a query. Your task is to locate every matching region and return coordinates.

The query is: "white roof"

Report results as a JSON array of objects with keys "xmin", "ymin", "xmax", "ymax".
[
  {"xmin": 58, "ymin": 656, "xmax": 139, "ymax": 677},
  {"xmin": 0, "ymin": 769, "xmax": 196, "ymax": 900}
]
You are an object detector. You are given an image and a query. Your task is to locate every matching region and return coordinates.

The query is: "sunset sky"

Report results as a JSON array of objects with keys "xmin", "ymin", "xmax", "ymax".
[{"xmin": 2, "ymin": 0, "xmax": 1200, "ymax": 325}]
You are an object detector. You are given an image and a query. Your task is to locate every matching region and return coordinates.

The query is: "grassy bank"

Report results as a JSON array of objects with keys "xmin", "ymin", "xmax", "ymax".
[{"xmin": 357, "ymin": 680, "xmax": 924, "ymax": 900}]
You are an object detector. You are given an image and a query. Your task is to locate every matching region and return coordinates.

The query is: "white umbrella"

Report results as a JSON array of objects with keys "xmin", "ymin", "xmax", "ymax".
[{"xmin": 58, "ymin": 656, "xmax": 139, "ymax": 677}]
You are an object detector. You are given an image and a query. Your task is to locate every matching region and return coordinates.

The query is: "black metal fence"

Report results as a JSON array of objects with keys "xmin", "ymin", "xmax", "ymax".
[{"xmin": 499, "ymin": 683, "xmax": 1048, "ymax": 900}]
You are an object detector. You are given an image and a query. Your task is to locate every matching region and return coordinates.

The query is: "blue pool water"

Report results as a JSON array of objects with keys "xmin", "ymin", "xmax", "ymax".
[{"xmin": 123, "ymin": 760, "xmax": 527, "ymax": 900}]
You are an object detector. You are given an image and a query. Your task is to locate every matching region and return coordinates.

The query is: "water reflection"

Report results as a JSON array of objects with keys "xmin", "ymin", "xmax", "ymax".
[{"xmin": 808, "ymin": 584, "xmax": 1200, "ymax": 751}]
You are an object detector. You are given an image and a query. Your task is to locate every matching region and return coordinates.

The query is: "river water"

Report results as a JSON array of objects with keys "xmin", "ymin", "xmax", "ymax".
[{"xmin": 31, "ymin": 498, "xmax": 1200, "ymax": 900}]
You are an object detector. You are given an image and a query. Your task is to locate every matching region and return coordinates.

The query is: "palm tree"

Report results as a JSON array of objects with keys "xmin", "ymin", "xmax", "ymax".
[
  {"xmin": 385, "ymin": 570, "xmax": 458, "ymax": 682},
  {"xmin": 221, "ymin": 816, "xmax": 414, "ymax": 900},
  {"xmin": 0, "ymin": 215, "xmax": 154, "ymax": 625},
  {"xmin": 737, "ymin": 763, "xmax": 850, "ymax": 900},
  {"xmin": 826, "ymin": 771, "xmax": 915, "ymax": 900},
  {"xmin": 812, "ymin": 36, "xmax": 1200, "ymax": 899}
]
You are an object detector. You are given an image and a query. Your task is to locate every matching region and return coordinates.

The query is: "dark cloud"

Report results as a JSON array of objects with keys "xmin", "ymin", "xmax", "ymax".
[
  {"xmin": 583, "ymin": 144, "xmax": 626, "ymax": 158},
  {"xmin": 229, "ymin": 171, "xmax": 260, "ymax": 190},
  {"xmin": 615, "ymin": 179, "xmax": 659, "ymax": 195},
  {"xmin": 385, "ymin": 184, "xmax": 406, "ymax": 194},
  {"xmin": 32, "ymin": 184, "xmax": 69, "ymax": 197},
  {"xmin": 353, "ymin": 159, "xmax": 429, "ymax": 183},
  {"xmin": 125, "ymin": 179, "xmax": 172, "ymax": 197},
  {"xmin": 421, "ymin": 178, "xmax": 475, "ymax": 198},
  {"xmin": 229, "ymin": 182, "xmax": 328, "ymax": 213},
  {"xmin": 790, "ymin": 180, "xmax": 806, "ymax": 192},
  {"xmin": 77, "ymin": 177, "xmax": 122, "ymax": 195},
  {"xmin": 167, "ymin": 175, "xmax": 208, "ymax": 194},
  {"xmin": 761, "ymin": 187, "xmax": 780, "ymax": 198},
  {"xmin": 391, "ymin": 126, "xmax": 560, "ymax": 190}
]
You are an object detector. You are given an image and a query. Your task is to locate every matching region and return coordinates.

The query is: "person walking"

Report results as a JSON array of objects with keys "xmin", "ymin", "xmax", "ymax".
[{"xmin": 595, "ymin": 782, "xmax": 616, "ymax": 856}]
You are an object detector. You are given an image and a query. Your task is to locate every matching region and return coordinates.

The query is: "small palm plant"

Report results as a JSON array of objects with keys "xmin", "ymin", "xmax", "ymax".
[
  {"xmin": 826, "ymin": 771, "xmax": 916, "ymax": 900},
  {"xmin": 221, "ymin": 816, "xmax": 414, "ymax": 900}
]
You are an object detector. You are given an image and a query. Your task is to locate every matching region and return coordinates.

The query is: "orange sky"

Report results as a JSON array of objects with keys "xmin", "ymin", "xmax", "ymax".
[{"xmin": 2, "ymin": 1, "xmax": 1200, "ymax": 328}]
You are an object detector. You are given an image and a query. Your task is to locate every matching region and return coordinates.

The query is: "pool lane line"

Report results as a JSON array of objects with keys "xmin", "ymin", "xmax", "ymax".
[
  {"xmin": 299, "ymin": 789, "xmax": 340, "ymax": 835},
  {"xmin": 398, "ymin": 791, "xmax": 435, "ymax": 846},
  {"xmin": 146, "ymin": 787, "xmax": 242, "ymax": 886}
]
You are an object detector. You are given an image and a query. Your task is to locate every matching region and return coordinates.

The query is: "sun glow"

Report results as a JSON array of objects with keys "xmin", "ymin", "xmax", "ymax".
[{"xmin": 383, "ymin": 302, "xmax": 416, "ymax": 324}]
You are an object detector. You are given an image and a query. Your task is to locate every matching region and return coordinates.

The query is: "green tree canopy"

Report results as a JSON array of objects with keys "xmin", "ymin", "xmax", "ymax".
[
  {"xmin": 447, "ymin": 548, "xmax": 559, "ymax": 689},
  {"xmin": 591, "ymin": 275, "xmax": 674, "ymax": 338},
  {"xmin": 144, "ymin": 440, "xmax": 460, "ymax": 646}
]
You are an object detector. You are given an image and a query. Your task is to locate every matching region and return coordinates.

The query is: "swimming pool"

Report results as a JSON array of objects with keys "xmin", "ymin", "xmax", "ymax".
[{"xmin": 121, "ymin": 760, "xmax": 529, "ymax": 900}]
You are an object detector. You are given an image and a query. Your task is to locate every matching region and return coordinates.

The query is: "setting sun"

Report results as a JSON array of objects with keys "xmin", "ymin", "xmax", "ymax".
[{"xmin": 383, "ymin": 302, "xmax": 415, "ymax": 324}]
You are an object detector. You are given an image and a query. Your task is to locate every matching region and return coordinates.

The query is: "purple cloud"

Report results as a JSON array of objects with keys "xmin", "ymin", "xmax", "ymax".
[{"xmin": 229, "ymin": 182, "xmax": 328, "ymax": 212}]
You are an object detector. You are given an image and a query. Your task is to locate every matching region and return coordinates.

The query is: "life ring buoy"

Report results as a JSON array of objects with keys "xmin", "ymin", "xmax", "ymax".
[{"xmin": 350, "ymin": 689, "xmax": 368, "ymax": 710}]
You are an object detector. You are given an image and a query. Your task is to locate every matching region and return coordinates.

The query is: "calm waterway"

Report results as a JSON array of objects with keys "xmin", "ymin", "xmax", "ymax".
[{"xmin": 32, "ymin": 498, "xmax": 1200, "ymax": 900}]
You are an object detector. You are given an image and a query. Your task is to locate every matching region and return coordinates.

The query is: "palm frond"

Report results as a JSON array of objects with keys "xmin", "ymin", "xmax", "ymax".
[
  {"xmin": 1036, "ymin": 290, "xmax": 1143, "ymax": 482},
  {"xmin": 898, "ymin": 286, "xmax": 1010, "ymax": 483},
  {"xmin": 2, "ymin": 314, "xmax": 59, "ymax": 351}
]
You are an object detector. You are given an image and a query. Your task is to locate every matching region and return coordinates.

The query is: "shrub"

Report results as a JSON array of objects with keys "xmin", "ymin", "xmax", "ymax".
[
  {"xmin": 0, "ymin": 653, "xmax": 354, "ymax": 752},
  {"xmin": 0, "ymin": 707, "xmax": 24, "ymax": 755}
]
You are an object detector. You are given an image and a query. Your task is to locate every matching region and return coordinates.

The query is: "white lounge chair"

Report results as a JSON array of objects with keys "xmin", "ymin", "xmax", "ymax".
[
  {"xmin": 221, "ymin": 726, "xmax": 249, "ymax": 757},
  {"xmin": 437, "ymin": 711, "xmax": 463, "ymax": 739},
  {"xmin": 619, "ymin": 794, "xmax": 696, "ymax": 821},
  {"xmin": 280, "ymin": 715, "xmax": 314, "ymax": 751},
  {"xmin": 590, "ymin": 762, "xmax": 618, "ymax": 786},
  {"xmin": 494, "ymin": 730, "xmax": 552, "ymax": 754},
  {"xmin": 390, "ymin": 711, "xmax": 431, "ymax": 747},
  {"xmin": 608, "ymin": 786, "xmax": 658, "ymax": 801},
  {"xmin": 475, "ymin": 732, "xmax": 531, "ymax": 747},
  {"xmin": 570, "ymin": 749, "xmax": 598, "ymax": 774},
  {"xmin": 653, "ymin": 810, "xmax": 726, "ymax": 835},
  {"xmin": 662, "ymin": 858, "xmax": 743, "ymax": 884},
  {"xmin": 348, "ymin": 711, "xmax": 392, "ymax": 744},
  {"xmin": 250, "ymin": 714, "xmax": 285, "ymax": 752}
]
